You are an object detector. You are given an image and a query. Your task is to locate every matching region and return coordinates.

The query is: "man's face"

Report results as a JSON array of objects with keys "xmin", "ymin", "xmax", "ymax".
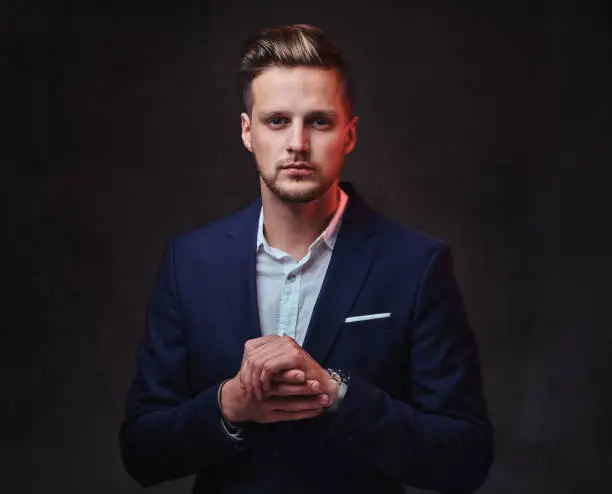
[{"xmin": 241, "ymin": 66, "xmax": 357, "ymax": 203}]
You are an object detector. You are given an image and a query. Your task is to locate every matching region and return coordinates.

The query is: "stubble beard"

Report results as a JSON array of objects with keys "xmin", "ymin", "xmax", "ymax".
[{"xmin": 258, "ymin": 159, "xmax": 332, "ymax": 204}]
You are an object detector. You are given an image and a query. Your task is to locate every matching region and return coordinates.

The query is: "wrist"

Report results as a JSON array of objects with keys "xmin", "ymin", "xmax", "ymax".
[
  {"xmin": 220, "ymin": 377, "xmax": 243, "ymax": 423},
  {"xmin": 326, "ymin": 369, "xmax": 350, "ymax": 411},
  {"xmin": 326, "ymin": 377, "xmax": 340, "ymax": 404}
]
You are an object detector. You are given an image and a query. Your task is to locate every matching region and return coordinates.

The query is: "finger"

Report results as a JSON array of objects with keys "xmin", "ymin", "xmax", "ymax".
[
  {"xmin": 242, "ymin": 338, "xmax": 286, "ymax": 401},
  {"xmin": 267, "ymin": 380, "xmax": 320, "ymax": 397},
  {"xmin": 248, "ymin": 338, "xmax": 295, "ymax": 400},
  {"xmin": 246, "ymin": 335, "xmax": 293, "ymax": 362},
  {"xmin": 272, "ymin": 369, "xmax": 305, "ymax": 384},
  {"xmin": 244, "ymin": 335, "xmax": 282, "ymax": 353},
  {"xmin": 248, "ymin": 342, "xmax": 300, "ymax": 399},
  {"xmin": 243, "ymin": 336, "xmax": 300, "ymax": 401},
  {"xmin": 259, "ymin": 348, "xmax": 304, "ymax": 396},
  {"xmin": 269, "ymin": 347, "xmax": 319, "ymax": 383},
  {"xmin": 241, "ymin": 339, "xmax": 270, "ymax": 401},
  {"xmin": 258, "ymin": 348, "xmax": 286, "ymax": 399},
  {"xmin": 264, "ymin": 394, "xmax": 329, "ymax": 412},
  {"xmin": 242, "ymin": 345, "xmax": 276, "ymax": 401},
  {"xmin": 250, "ymin": 345, "xmax": 289, "ymax": 401}
]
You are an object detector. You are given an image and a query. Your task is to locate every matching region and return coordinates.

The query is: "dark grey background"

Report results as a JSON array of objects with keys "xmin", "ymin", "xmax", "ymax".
[{"xmin": 3, "ymin": 0, "xmax": 611, "ymax": 492}]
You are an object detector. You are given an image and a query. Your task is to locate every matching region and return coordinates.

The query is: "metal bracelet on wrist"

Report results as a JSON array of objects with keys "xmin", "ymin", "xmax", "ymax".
[{"xmin": 326, "ymin": 368, "xmax": 350, "ymax": 411}]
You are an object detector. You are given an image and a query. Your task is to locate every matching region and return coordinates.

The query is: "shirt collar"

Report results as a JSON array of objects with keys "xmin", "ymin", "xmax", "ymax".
[{"xmin": 256, "ymin": 187, "xmax": 349, "ymax": 253}]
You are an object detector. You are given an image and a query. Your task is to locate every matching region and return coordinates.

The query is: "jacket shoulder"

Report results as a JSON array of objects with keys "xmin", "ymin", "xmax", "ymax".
[
  {"xmin": 372, "ymin": 210, "xmax": 446, "ymax": 256},
  {"xmin": 176, "ymin": 201, "xmax": 258, "ymax": 243},
  {"xmin": 164, "ymin": 200, "xmax": 259, "ymax": 262}
]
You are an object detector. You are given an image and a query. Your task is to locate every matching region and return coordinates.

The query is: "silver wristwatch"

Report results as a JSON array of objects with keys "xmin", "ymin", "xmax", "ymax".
[{"xmin": 326, "ymin": 368, "xmax": 350, "ymax": 411}]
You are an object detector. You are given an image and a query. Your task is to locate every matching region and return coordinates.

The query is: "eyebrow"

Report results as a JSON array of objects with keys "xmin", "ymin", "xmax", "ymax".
[{"xmin": 259, "ymin": 110, "xmax": 338, "ymax": 120}]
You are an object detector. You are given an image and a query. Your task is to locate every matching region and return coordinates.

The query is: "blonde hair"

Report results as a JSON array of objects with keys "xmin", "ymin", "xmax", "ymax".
[{"xmin": 240, "ymin": 24, "xmax": 354, "ymax": 115}]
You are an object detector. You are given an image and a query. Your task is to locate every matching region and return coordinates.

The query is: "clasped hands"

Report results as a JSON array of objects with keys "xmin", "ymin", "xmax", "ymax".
[{"xmin": 220, "ymin": 335, "xmax": 339, "ymax": 424}]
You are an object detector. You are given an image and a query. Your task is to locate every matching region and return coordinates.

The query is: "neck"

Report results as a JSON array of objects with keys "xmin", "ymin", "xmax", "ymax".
[{"xmin": 261, "ymin": 182, "xmax": 340, "ymax": 260}]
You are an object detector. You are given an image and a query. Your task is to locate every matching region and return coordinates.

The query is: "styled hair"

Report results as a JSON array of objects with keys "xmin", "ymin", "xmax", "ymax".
[{"xmin": 240, "ymin": 24, "xmax": 354, "ymax": 115}]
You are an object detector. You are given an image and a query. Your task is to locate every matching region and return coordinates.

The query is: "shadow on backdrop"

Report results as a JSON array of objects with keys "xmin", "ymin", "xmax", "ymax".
[{"xmin": 2, "ymin": 0, "xmax": 611, "ymax": 492}]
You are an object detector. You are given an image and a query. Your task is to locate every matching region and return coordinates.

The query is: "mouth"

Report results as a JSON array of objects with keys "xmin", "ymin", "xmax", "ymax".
[
  {"xmin": 280, "ymin": 161, "xmax": 315, "ymax": 177},
  {"xmin": 281, "ymin": 164, "xmax": 315, "ymax": 177},
  {"xmin": 282, "ymin": 161, "xmax": 314, "ymax": 171}
]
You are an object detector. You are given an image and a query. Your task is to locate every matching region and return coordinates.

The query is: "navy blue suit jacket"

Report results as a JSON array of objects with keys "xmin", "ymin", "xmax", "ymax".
[{"xmin": 120, "ymin": 184, "xmax": 494, "ymax": 493}]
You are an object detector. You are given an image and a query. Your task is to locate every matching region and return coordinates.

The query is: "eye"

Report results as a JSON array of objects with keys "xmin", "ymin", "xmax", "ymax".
[
  {"xmin": 309, "ymin": 117, "xmax": 332, "ymax": 130},
  {"xmin": 267, "ymin": 117, "xmax": 289, "ymax": 128}
]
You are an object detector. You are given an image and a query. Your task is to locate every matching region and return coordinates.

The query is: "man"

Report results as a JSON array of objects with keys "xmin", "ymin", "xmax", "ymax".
[{"xmin": 120, "ymin": 24, "xmax": 494, "ymax": 493}]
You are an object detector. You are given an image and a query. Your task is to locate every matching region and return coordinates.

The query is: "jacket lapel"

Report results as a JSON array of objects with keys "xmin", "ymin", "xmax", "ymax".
[
  {"xmin": 224, "ymin": 199, "xmax": 263, "ymax": 346},
  {"xmin": 223, "ymin": 186, "xmax": 379, "ymax": 365},
  {"xmin": 302, "ymin": 187, "xmax": 379, "ymax": 365}
]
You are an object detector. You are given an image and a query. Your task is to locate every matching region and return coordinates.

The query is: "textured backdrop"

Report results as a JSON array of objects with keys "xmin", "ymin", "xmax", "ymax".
[{"xmin": 3, "ymin": 1, "xmax": 611, "ymax": 492}]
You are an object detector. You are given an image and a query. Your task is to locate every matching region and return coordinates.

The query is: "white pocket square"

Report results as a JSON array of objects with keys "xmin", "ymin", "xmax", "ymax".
[{"xmin": 344, "ymin": 313, "xmax": 391, "ymax": 323}]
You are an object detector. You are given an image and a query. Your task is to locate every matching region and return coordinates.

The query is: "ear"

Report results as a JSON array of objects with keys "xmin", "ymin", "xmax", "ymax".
[
  {"xmin": 344, "ymin": 115, "xmax": 358, "ymax": 155},
  {"xmin": 241, "ymin": 112, "xmax": 253, "ymax": 153}
]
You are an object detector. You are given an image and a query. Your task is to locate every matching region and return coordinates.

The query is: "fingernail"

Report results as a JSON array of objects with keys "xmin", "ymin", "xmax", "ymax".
[
  {"xmin": 320, "ymin": 394, "xmax": 329, "ymax": 405},
  {"xmin": 310, "ymin": 381, "xmax": 319, "ymax": 390}
]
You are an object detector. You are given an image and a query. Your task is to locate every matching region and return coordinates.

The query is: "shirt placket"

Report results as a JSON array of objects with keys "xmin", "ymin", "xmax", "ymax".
[{"xmin": 277, "ymin": 262, "xmax": 302, "ymax": 340}]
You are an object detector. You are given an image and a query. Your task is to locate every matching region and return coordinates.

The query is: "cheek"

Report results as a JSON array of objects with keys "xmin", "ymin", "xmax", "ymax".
[
  {"xmin": 316, "ymin": 134, "xmax": 345, "ymax": 160},
  {"xmin": 252, "ymin": 131, "xmax": 283, "ymax": 158}
]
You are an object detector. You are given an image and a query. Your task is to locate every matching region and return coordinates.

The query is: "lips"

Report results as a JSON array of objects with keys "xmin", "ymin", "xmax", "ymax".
[
  {"xmin": 282, "ymin": 162, "xmax": 315, "ymax": 177},
  {"xmin": 283, "ymin": 162, "xmax": 314, "ymax": 170}
]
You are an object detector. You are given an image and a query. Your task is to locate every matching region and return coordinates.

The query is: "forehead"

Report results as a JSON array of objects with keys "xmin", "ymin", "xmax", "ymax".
[{"xmin": 251, "ymin": 66, "xmax": 345, "ymax": 113}]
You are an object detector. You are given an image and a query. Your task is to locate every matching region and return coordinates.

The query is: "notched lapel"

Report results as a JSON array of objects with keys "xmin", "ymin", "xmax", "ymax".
[
  {"xmin": 302, "ymin": 195, "xmax": 378, "ymax": 365},
  {"xmin": 222, "ymin": 200, "xmax": 262, "ymax": 348}
]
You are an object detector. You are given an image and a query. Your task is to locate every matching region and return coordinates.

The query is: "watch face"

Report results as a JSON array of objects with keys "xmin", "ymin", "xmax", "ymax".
[{"xmin": 328, "ymin": 369, "xmax": 349, "ymax": 384}]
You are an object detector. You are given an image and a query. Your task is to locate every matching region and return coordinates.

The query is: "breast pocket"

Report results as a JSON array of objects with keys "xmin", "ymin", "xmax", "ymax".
[
  {"xmin": 329, "ymin": 313, "xmax": 399, "ymax": 379},
  {"xmin": 342, "ymin": 313, "xmax": 393, "ymax": 331}
]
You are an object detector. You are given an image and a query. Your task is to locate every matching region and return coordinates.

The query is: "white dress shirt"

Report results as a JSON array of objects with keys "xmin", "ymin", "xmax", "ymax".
[
  {"xmin": 256, "ymin": 188, "xmax": 348, "ymax": 346},
  {"xmin": 218, "ymin": 188, "xmax": 349, "ymax": 439}
]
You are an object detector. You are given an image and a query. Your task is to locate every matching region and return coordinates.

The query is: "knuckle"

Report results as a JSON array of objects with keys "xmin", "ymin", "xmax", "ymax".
[{"xmin": 282, "ymin": 336, "xmax": 296, "ymax": 348}]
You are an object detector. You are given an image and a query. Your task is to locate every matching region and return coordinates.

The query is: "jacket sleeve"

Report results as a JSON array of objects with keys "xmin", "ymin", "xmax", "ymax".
[
  {"xmin": 324, "ymin": 244, "xmax": 494, "ymax": 493},
  {"xmin": 119, "ymin": 238, "xmax": 244, "ymax": 487}
]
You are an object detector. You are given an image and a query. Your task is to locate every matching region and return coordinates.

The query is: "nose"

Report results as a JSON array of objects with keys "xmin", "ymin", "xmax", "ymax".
[{"xmin": 287, "ymin": 121, "xmax": 309, "ymax": 154}]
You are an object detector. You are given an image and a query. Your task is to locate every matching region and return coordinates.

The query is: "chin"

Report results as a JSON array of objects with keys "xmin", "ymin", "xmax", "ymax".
[{"xmin": 271, "ymin": 179, "xmax": 329, "ymax": 203}]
